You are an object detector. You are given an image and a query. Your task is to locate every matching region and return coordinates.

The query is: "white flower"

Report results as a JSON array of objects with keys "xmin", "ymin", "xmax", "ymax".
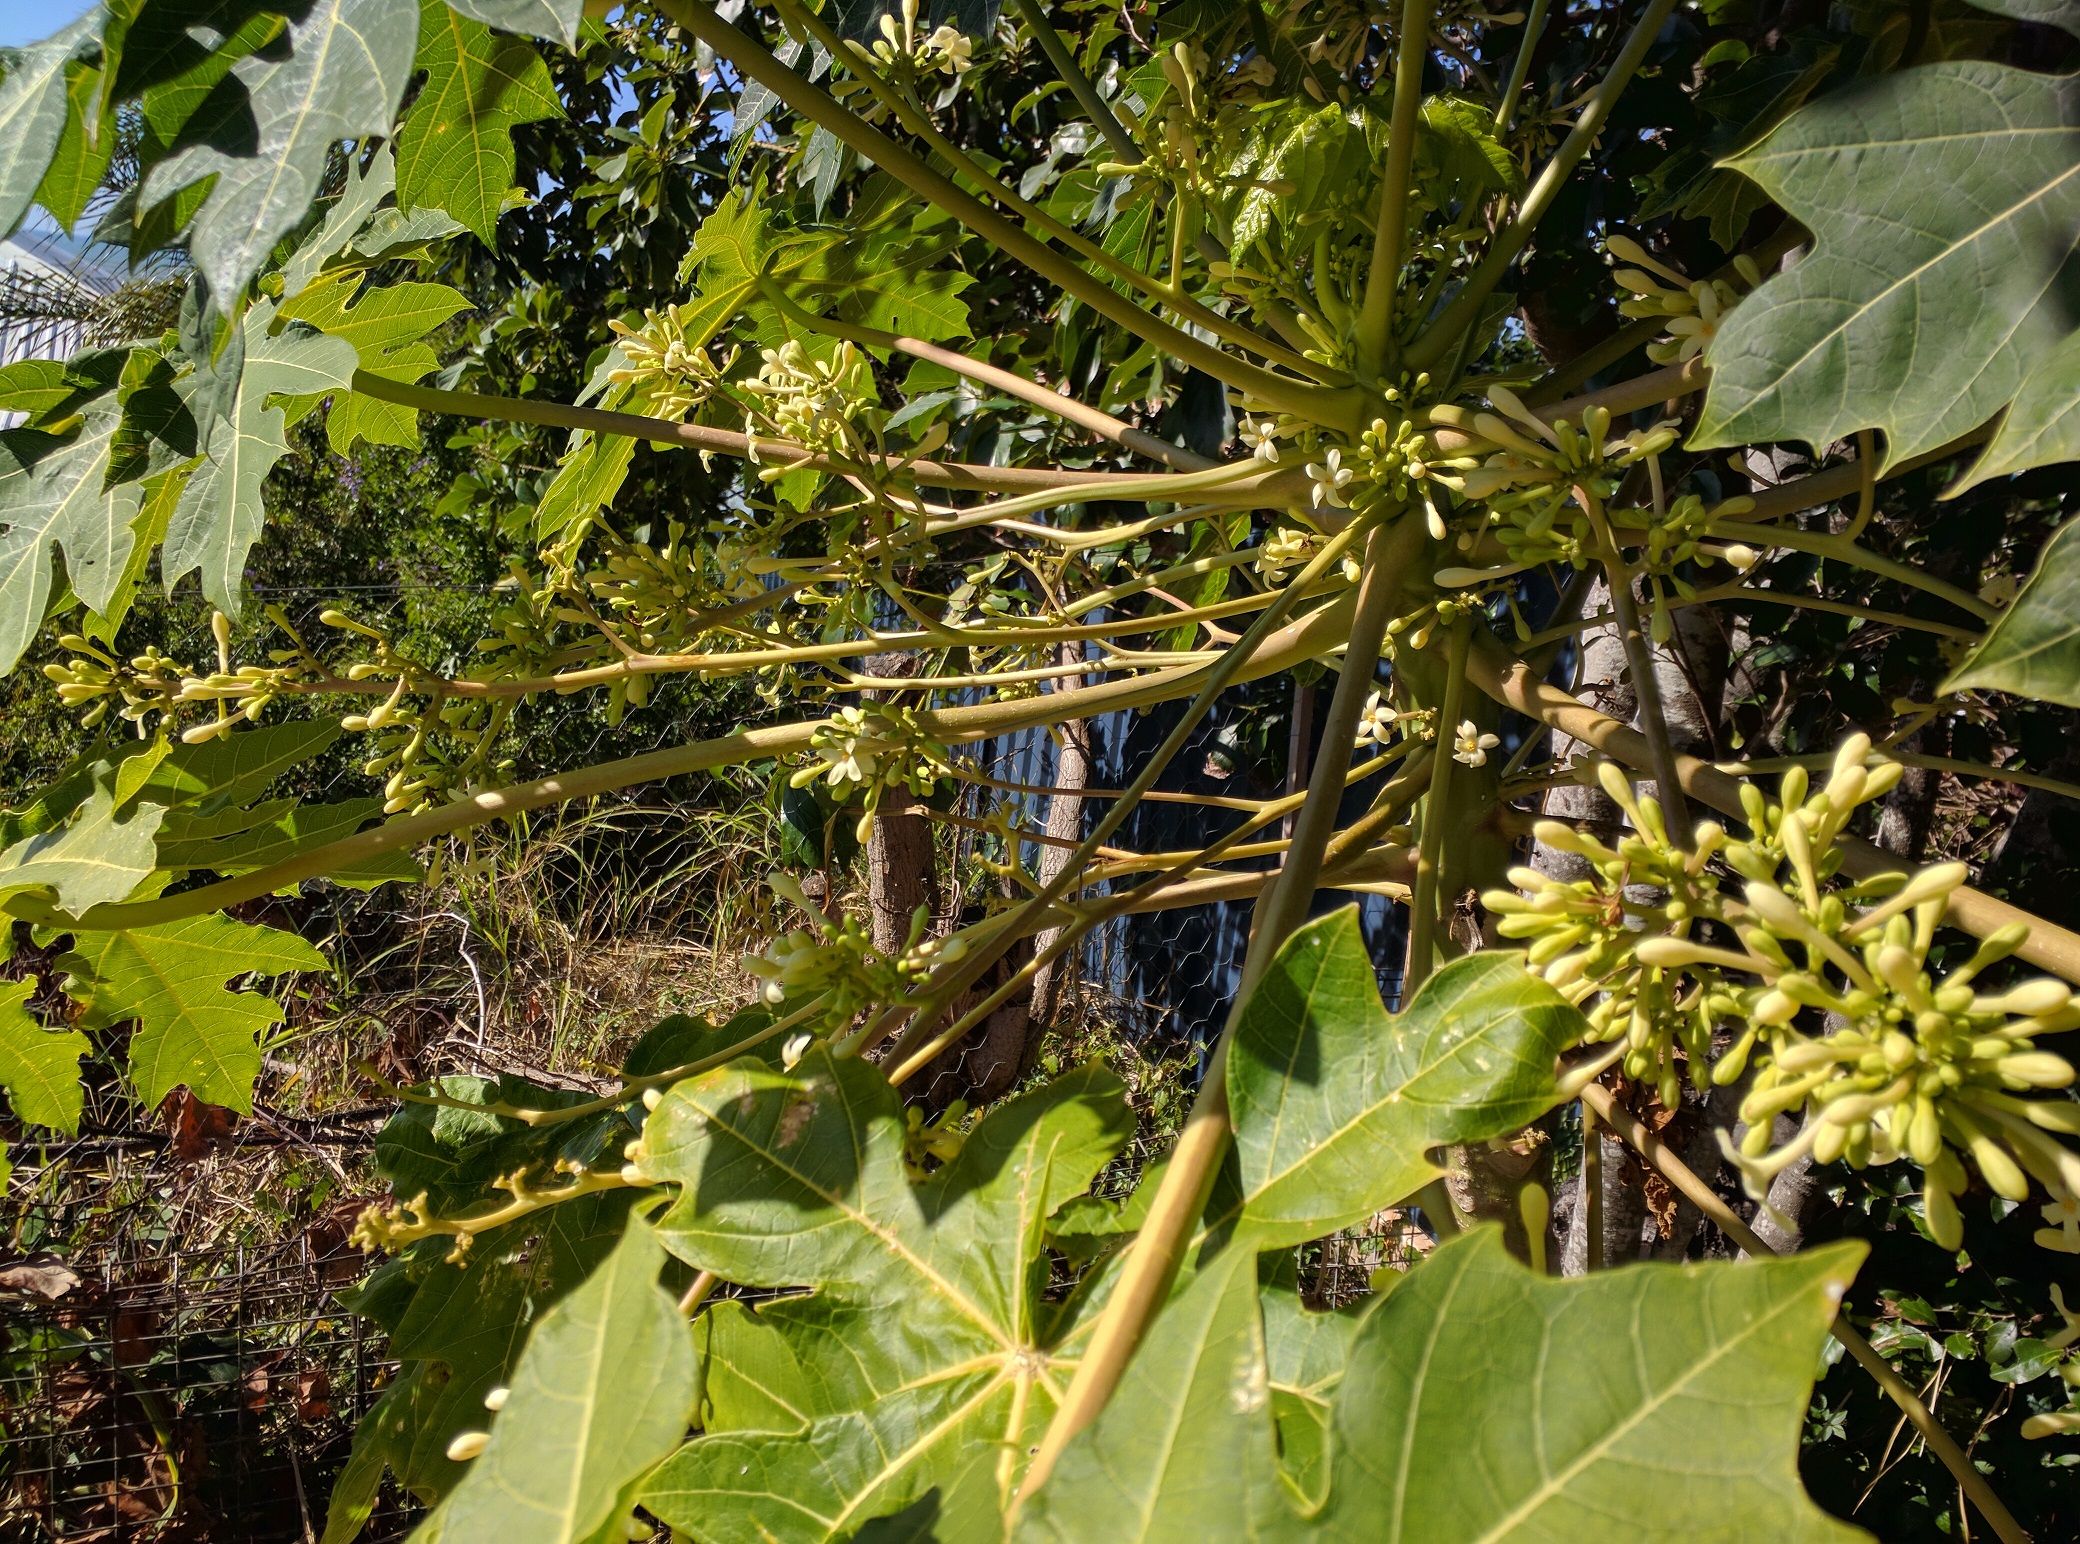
[
  {"xmin": 1239, "ymin": 417, "xmax": 1281, "ymax": 463},
  {"xmin": 1354, "ymin": 690, "xmax": 1398, "ymax": 747},
  {"xmin": 1305, "ymin": 447, "xmax": 1353, "ymax": 509},
  {"xmin": 1452, "ymin": 719, "xmax": 1500, "ymax": 767},
  {"xmin": 925, "ymin": 25, "xmax": 972, "ymax": 72}
]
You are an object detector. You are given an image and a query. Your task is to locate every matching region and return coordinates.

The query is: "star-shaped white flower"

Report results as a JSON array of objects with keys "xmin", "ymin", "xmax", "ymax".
[
  {"xmin": 1354, "ymin": 690, "xmax": 1398, "ymax": 747},
  {"xmin": 1239, "ymin": 417, "xmax": 1281, "ymax": 463},
  {"xmin": 1305, "ymin": 447, "xmax": 1353, "ymax": 509},
  {"xmin": 1452, "ymin": 719, "xmax": 1500, "ymax": 767}
]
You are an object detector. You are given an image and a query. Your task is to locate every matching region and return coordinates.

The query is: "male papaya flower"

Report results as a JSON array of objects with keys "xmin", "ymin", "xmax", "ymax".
[
  {"xmin": 1305, "ymin": 447, "xmax": 1354, "ymax": 509},
  {"xmin": 1606, "ymin": 234, "xmax": 1763, "ymax": 366},
  {"xmin": 606, "ymin": 302, "xmax": 736, "ymax": 419},
  {"xmin": 1452, "ymin": 720, "xmax": 1500, "ymax": 766},
  {"xmin": 792, "ymin": 702, "xmax": 954, "ymax": 840}
]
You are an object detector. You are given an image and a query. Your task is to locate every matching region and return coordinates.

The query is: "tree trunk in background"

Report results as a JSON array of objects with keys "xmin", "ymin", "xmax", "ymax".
[
  {"xmin": 1028, "ymin": 643, "xmax": 1094, "ymax": 1031},
  {"xmin": 864, "ymin": 652, "xmax": 941, "ymax": 959}
]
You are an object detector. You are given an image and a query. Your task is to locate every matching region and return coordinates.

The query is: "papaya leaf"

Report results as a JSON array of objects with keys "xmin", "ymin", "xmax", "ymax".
[
  {"xmin": 164, "ymin": 300, "xmax": 358, "ymax": 614},
  {"xmin": 1014, "ymin": 1251, "xmax": 1284, "ymax": 1543},
  {"xmin": 0, "ymin": 15, "xmax": 98, "ymax": 239},
  {"xmin": 399, "ymin": 1, "xmax": 561, "ymax": 244},
  {"xmin": 0, "ymin": 785, "xmax": 164, "ymax": 915},
  {"xmin": 1019, "ymin": 1230, "xmax": 1868, "ymax": 1542},
  {"xmin": 1944, "ymin": 517, "xmax": 2080, "ymax": 704},
  {"xmin": 326, "ymin": 1192, "xmax": 639, "ymax": 1542},
  {"xmin": 442, "ymin": 0, "xmax": 586, "ymax": 49},
  {"xmin": 1694, "ymin": 61, "xmax": 2080, "ymax": 473},
  {"xmin": 1309, "ymin": 1230, "xmax": 1867, "ymax": 1541},
  {"xmin": 0, "ymin": 388, "xmax": 146, "ymax": 674},
  {"xmin": 1223, "ymin": 911, "xmax": 1582, "ymax": 1249},
  {"xmin": 280, "ymin": 270, "xmax": 473, "ymax": 449},
  {"xmin": 426, "ymin": 1215, "xmax": 696, "ymax": 1543},
  {"xmin": 1966, "ymin": 0, "xmax": 2080, "ymax": 36},
  {"xmin": 637, "ymin": 1053, "xmax": 1132, "ymax": 1540},
  {"xmin": 141, "ymin": 0, "xmax": 418, "ymax": 307},
  {"xmin": 57, "ymin": 913, "xmax": 325, "ymax": 1111},
  {"xmin": 1955, "ymin": 327, "xmax": 2080, "ymax": 494},
  {"xmin": 138, "ymin": 717, "xmax": 341, "ymax": 808},
  {"xmin": 0, "ymin": 976, "xmax": 89, "ymax": 1134}
]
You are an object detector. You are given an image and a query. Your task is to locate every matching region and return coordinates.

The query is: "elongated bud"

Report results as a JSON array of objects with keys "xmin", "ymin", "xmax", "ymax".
[
  {"xmin": 1741, "ymin": 882, "xmax": 1808, "ymax": 936},
  {"xmin": 446, "ymin": 1431, "xmax": 490, "ymax": 1462},
  {"xmin": 483, "ymin": 1386, "xmax": 509, "ymax": 1412},
  {"xmin": 1719, "ymin": 543, "xmax": 1758, "ymax": 571},
  {"xmin": 1977, "ymin": 980, "xmax": 2073, "ymax": 1018},
  {"xmin": 641, "ymin": 1086, "xmax": 664, "ymax": 1111}
]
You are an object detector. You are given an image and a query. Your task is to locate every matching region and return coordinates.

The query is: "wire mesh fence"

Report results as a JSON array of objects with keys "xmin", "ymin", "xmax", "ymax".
[{"xmin": 2, "ymin": 1144, "xmax": 415, "ymax": 1544}]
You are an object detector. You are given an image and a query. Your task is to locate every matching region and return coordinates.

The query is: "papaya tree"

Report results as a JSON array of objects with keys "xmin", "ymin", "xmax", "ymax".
[{"xmin": 3, "ymin": 0, "xmax": 2080, "ymax": 1539}]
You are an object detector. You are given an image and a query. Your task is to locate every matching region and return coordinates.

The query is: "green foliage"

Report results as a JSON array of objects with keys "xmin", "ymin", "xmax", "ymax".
[
  {"xmin": 1946, "ymin": 518, "xmax": 2080, "ymax": 705},
  {"xmin": 1023, "ymin": 1230, "xmax": 1868, "ymax": 1542},
  {"xmin": 4, "ymin": 3, "xmax": 2080, "ymax": 1539},
  {"xmin": 1694, "ymin": 58, "xmax": 2080, "ymax": 475},
  {"xmin": 0, "ymin": 976, "xmax": 87, "ymax": 1132},
  {"xmin": 1226, "ymin": 918, "xmax": 1578, "ymax": 1247},
  {"xmin": 428, "ymin": 1216, "xmax": 695, "ymax": 1543},
  {"xmin": 140, "ymin": 0, "xmax": 419, "ymax": 307},
  {"xmin": 399, "ymin": 1, "xmax": 563, "ymax": 244},
  {"xmin": 55, "ymin": 912, "xmax": 325, "ymax": 1111},
  {"xmin": 636, "ymin": 1055, "xmax": 1131, "ymax": 1538}
]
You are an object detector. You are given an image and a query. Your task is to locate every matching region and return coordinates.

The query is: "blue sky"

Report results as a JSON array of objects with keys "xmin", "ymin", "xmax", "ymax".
[{"xmin": 1, "ymin": 0, "xmax": 94, "ymax": 49}]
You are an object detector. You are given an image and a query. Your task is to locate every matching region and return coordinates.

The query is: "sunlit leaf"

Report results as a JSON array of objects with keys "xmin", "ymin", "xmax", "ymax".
[
  {"xmin": 425, "ymin": 1215, "xmax": 696, "ymax": 1543},
  {"xmin": 1694, "ymin": 61, "xmax": 2080, "ymax": 472},
  {"xmin": 57, "ymin": 913, "xmax": 326, "ymax": 1110},
  {"xmin": 0, "ymin": 976, "xmax": 89, "ymax": 1133}
]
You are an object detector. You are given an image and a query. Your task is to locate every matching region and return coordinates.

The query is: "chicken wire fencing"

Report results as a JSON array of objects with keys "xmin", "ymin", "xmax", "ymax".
[{"xmin": 0, "ymin": 1127, "xmax": 417, "ymax": 1544}]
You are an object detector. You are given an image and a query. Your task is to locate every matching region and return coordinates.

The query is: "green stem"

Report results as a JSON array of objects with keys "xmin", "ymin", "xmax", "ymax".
[
  {"xmin": 651, "ymin": 0, "xmax": 1356, "ymax": 429},
  {"xmin": 1013, "ymin": 0, "xmax": 1139, "ymax": 164},
  {"xmin": 879, "ymin": 513, "xmax": 1391, "ymax": 1063},
  {"xmin": 1406, "ymin": 619, "xmax": 1471, "ymax": 991},
  {"xmin": 1494, "ymin": 0, "xmax": 1552, "ymax": 132},
  {"xmin": 757, "ymin": 277, "xmax": 1213, "ymax": 470},
  {"xmin": 1705, "ymin": 520, "xmax": 1999, "ymax": 622},
  {"xmin": 1407, "ymin": 0, "xmax": 1679, "ymax": 370},
  {"xmin": 771, "ymin": 0, "xmax": 1327, "ymax": 380},
  {"xmin": 1354, "ymin": 0, "xmax": 1432, "ymax": 376},
  {"xmin": 1017, "ymin": 513, "xmax": 1413, "ymax": 1505},
  {"xmin": 1579, "ymin": 486, "xmax": 1694, "ymax": 839}
]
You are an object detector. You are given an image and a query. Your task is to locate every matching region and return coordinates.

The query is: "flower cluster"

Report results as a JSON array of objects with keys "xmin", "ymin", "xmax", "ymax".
[
  {"xmin": 744, "ymin": 339, "xmax": 882, "ymax": 469},
  {"xmin": 1607, "ymin": 235, "xmax": 1762, "ymax": 366},
  {"xmin": 791, "ymin": 702, "xmax": 954, "ymax": 840},
  {"xmin": 1485, "ymin": 739, "xmax": 2080, "ymax": 1250},
  {"xmin": 606, "ymin": 303, "xmax": 736, "ymax": 419},
  {"xmin": 1441, "ymin": 390, "xmax": 1679, "ymax": 551},
  {"xmin": 866, "ymin": 0, "xmax": 973, "ymax": 76},
  {"xmin": 744, "ymin": 874, "xmax": 964, "ymax": 1028}
]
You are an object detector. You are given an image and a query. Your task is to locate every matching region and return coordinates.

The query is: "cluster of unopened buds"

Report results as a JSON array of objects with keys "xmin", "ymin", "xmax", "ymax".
[
  {"xmin": 587, "ymin": 529, "xmax": 741, "ymax": 653},
  {"xmin": 1607, "ymin": 235, "xmax": 1762, "ymax": 366},
  {"xmin": 1255, "ymin": 523, "xmax": 1359, "ymax": 584},
  {"xmin": 745, "ymin": 875, "xmax": 965, "ymax": 1028},
  {"xmin": 792, "ymin": 702, "xmax": 953, "ymax": 840},
  {"xmin": 606, "ymin": 303, "xmax": 736, "ymax": 419},
  {"xmin": 744, "ymin": 339, "xmax": 881, "ymax": 471},
  {"xmin": 1486, "ymin": 737, "xmax": 2080, "ymax": 1251},
  {"xmin": 1442, "ymin": 390, "xmax": 1680, "ymax": 551},
  {"xmin": 47, "ymin": 614, "xmax": 301, "ymax": 742}
]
